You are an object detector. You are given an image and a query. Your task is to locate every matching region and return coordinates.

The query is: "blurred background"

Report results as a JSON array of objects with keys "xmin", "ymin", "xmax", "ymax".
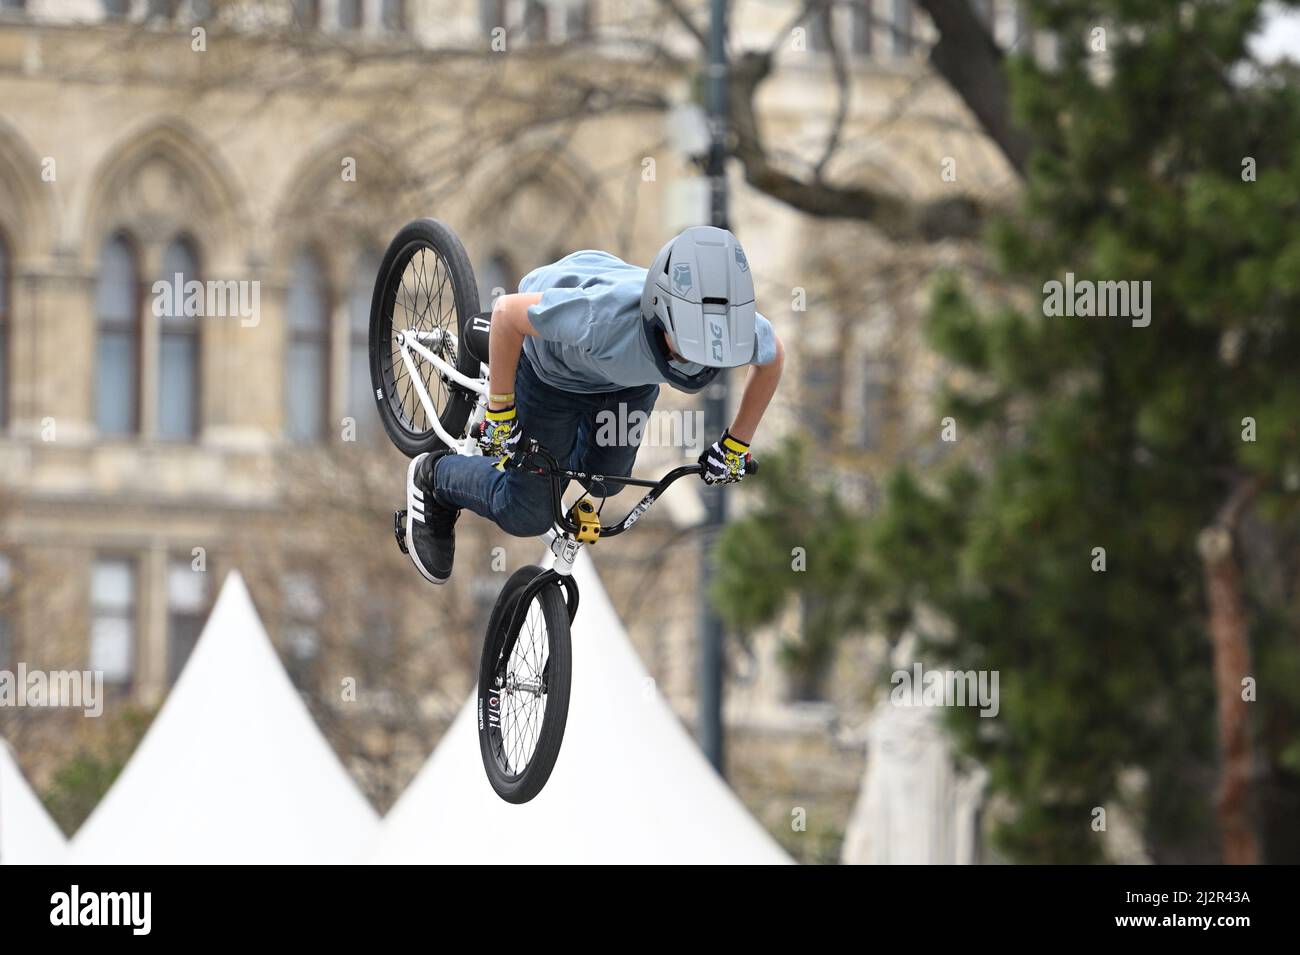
[{"xmin": 0, "ymin": 0, "xmax": 1298, "ymax": 864}]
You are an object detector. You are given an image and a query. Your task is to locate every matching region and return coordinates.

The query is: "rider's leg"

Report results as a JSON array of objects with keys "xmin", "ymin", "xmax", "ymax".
[
  {"xmin": 408, "ymin": 356, "xmax": 580, "ymax": 580},
  {"xmin": 430, "ymin": 356, "xmax": 591, "ymax": 538},
  {"xmin": 574, "ymin": 381, "xmax": 660, "ymax": 498},
  {"xmin": 404, "ymin": 449, "xmax": 459, "ymax": 584}
]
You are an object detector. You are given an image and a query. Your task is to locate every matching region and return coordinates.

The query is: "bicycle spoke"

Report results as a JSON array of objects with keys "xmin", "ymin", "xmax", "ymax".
[
  {"xmin": 384, "ymin": 241, "xmax": 460, "ymax": 436},
  {"xmin": 494, "ymin": 597, "xmax": 550, "ymax": 778}
]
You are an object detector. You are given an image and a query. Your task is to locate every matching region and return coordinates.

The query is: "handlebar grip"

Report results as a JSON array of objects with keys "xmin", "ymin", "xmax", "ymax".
[{"xmin": 744, "ymin": 456, "xmax": 758, "ymax": 475}]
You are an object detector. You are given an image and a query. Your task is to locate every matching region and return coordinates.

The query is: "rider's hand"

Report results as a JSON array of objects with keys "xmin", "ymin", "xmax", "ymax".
[
  {"xmin": 476, "ymin": 404, "xmax": 521, "ymax": 460},
  {"xmin": 698, "ymin": 430, "xmax": 751, "ymax": 485}
]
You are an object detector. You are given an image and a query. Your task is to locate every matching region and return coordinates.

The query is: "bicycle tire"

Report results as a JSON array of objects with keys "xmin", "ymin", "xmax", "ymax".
[
  {"xmin": 369, "ymin": 218, "xmax": 481, "ymax": 457},
  {"xmin": 477, "ymin": 565, "xmax": 573, "ymax": 804}
]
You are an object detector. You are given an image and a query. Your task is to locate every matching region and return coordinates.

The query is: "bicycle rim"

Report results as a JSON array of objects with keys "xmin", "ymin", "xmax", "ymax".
[
  {"xmin": 485, "ymin": 597, "xmax": 553, "ymax": 779},
  {"xmin": 381, "ymin": 241, "xmax": 458, "ymax": 435}
]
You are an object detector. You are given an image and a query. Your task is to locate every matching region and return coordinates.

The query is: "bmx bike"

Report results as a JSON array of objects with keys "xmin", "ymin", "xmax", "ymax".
[{"xmin": 368, "ymin": 218, "xmax": 754, "ymax": 803}]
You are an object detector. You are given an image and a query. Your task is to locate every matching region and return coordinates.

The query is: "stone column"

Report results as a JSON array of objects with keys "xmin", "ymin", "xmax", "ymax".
[{"xmin": 136, "ymin": 541, "xmax": 169, "ymax": 707}]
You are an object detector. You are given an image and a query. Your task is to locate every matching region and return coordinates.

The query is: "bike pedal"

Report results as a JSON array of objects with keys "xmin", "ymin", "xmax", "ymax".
[{"xmin": 393, "ymin": 509, "xmax": 409, "ymax": 554}]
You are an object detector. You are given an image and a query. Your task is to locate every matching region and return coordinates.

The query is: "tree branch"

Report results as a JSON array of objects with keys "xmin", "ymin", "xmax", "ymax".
[
  {"xmin": 1197, "ymin": 476, "xmax": 1261, "ymax": 864},
  {"xmin": 814, "ymin": 1, "xmax": 851, "ymax": 178},
  {"xmin": 729, "ymin": 51, "xmax": 984, "ymax": 241},
  {"xmin": 915, "ymin": 0, "xmax": 1032, "ymax": 175},
  {"xmin": 659, "ymin": 0, "xmax": 710, "ymax": 50}
]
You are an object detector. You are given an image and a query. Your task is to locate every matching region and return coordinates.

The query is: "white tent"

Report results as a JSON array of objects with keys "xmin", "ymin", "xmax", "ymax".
[
  {"xmin": 0, "ymin": 738, "xmax": 69, "ymax": 864},
  {"xmin": 369, "ymin": 547, "xmax": 790, "ymax": 864},
  {"xmin": 72, "ymin": 571, "xmax": 377, "ymax": 864},
  {"xmin": 841, "ymin": 694, "xmax": 987, "ymax": 864}
]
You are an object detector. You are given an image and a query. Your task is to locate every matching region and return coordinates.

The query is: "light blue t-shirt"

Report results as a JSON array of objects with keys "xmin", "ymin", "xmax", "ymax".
[{"xmin": 518, "ymin": 250, "xmax": 777, "ymax": 393}]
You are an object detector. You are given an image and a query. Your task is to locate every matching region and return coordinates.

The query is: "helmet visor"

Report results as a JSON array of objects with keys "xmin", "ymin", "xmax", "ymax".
[{"xmin": 663, "ymin": 298, "xmax": 756, "ymax": 368}]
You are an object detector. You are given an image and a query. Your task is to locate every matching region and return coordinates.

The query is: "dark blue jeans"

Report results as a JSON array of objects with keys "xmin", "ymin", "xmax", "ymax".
[{"xmin": 432, "ymin": 357, "xmax": 659, "ymax": 537}]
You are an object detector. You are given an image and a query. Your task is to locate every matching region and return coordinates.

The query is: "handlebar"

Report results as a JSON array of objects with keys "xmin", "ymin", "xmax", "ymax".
[{"xmin": 505, "ymin": 439, "xmax": 757, "ymax": 539}]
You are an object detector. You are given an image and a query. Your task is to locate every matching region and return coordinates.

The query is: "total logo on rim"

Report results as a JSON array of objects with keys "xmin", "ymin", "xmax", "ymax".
[{"xmin": 481, "ymin": 692, "xmax": 501, "ymax": 733}]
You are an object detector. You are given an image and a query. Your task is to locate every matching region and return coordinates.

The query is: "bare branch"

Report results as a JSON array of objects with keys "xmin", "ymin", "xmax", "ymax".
[
  {"xmin": 729, "ymin": 51, "xmax": 984, "ymax": 241},
  {"xmin": 915, "ymin": 0, "xmax": 1032, "ymax": 174},
  {"xmin": 814, "ymin": 1, "xmax": 851, "ymax": 178},
  {"xmin": 658, "ymin": 0, "xmax": 710, "ymax": 50}
]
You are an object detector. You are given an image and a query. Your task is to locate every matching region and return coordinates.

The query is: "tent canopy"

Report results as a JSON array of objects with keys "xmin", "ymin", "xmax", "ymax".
[
  {"xmin": 72, "ymin": 571, "xmax": 377, "ymax": 864},
  {"xmin": 0, "ymin": 738, "xmax": 69, "ymax": 865}
]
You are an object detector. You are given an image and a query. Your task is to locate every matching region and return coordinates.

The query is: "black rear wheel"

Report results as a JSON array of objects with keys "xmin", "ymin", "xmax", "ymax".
[
  {"xmin": 477, "ymin": 566, "xmax": 572, "ymax": 804},
  {"xmin": 369, "ymin": 218, "xmax": 481, "ymax": 457}
]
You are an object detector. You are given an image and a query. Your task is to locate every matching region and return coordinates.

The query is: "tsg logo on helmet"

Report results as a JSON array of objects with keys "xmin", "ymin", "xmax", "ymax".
[{"xmin": 672, "ymin": 262, "xmax": 693, "ymax": 296}]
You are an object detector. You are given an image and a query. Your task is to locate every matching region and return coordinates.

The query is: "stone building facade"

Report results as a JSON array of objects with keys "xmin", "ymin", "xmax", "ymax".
[{"xmin": 0, "ymin": 0, "xmax": 1019, "ymax": 859}]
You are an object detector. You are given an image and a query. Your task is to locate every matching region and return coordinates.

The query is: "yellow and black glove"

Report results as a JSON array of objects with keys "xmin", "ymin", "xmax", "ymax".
[
  {"xmin": 699, "ymin": 430, "xmax": 751, "ymax": 485},
  {"xmin": 476, "ymin": 404, "xmax": 521, "ymax": 460}
]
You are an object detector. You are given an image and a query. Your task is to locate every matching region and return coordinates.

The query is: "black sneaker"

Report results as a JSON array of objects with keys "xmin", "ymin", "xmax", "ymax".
[{"xmin": 405, "ymin": 451, "xmax": 459, "ymax": 584}]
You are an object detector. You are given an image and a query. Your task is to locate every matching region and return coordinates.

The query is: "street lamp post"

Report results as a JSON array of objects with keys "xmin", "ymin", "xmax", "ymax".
[{"xmin": 698, "ymin": 0, "xmax": 730, "ymax": 774}]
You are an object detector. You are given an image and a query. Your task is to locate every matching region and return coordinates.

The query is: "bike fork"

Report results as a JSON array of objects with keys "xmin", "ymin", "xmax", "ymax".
[{"xmin": 493, "ymin": 566, "xmax": 580, "ymax": 685}]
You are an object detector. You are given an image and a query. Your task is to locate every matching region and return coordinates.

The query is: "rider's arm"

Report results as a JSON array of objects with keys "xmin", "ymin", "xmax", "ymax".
[
  {"xmin": 488, "ymin": 293, "xmax": 542, "ymax": 410},
  {"xmin": 728, "ymin": 331, "xmax": 785, "ymax": 444}
]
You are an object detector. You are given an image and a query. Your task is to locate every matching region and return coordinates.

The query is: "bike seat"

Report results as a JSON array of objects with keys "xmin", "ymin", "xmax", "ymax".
[{"xmin": 464, "ymin": 310, "xmax": 492, "ymax": 365}]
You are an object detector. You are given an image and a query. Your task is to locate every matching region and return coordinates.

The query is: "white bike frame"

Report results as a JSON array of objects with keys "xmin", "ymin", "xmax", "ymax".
[
  {"xmin": 395, "ymin": 328, "xmax": 489, "ymax": 455},
  {"xmin": 396, "ymin": 325, "xmax": 584, "ymax": 576}
]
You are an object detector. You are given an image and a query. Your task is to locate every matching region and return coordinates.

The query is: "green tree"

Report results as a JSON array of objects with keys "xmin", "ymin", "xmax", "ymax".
[
  {"xmin": 878, "ymin": 0, "xmax": 1294, "ymax": 867},
  {"xmin": 718, "ymin": 0, "xmax": 1300, "ymax": 862},
  {"xmin": 42, "ymin": 706, "xmax": 154, "ymax": 836},
  {"xmin": 712, "ymin": 439, "xmax": 877, "ymax": 700}
]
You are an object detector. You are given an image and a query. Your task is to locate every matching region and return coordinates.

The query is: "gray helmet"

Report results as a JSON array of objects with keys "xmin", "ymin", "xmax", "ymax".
[{"xmin": 641, "ymin": 226, "xmax": 756, "ymax": 389}]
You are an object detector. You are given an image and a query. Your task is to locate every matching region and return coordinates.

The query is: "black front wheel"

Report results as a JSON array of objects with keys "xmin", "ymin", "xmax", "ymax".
[{"xmin": 477, "ymin": 565, "xmax": 572, "ymax": 804}]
